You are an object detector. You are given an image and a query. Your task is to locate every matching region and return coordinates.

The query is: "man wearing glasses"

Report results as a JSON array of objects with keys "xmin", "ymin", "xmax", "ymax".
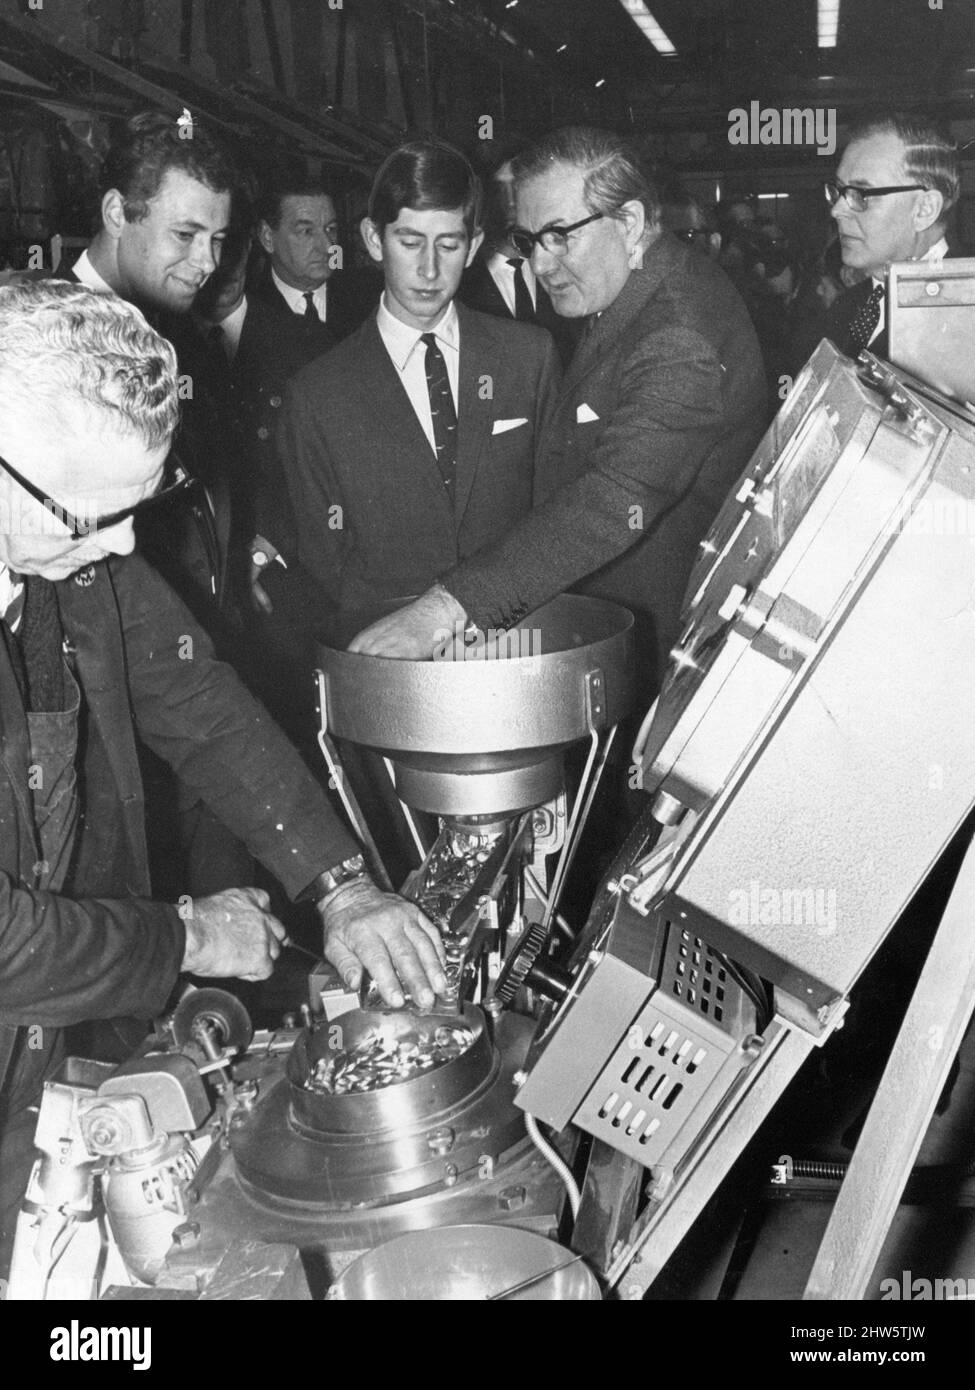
[
  {"xmin": 351, "ymin": 126, "xmax": 766, "ymax": 702},
  {"xmin": 0, "ymin": 282, "xmax": 445, "ymax": 1271},
  {"xmin": 822, "ymin": 112, "xmax": 958, "ymax": 360}
]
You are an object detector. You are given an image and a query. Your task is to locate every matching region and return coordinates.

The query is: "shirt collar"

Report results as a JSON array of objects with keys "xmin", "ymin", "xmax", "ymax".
[
  {"xmin": 216, "ymin": 296, "xmax": 247, "ymax": 336},
  {"xmin": 271, "ymin": 267, "xmax": 327, "ymax": 315},
  {"xmin": 0, "ymin": 564, "xmax": 25, "ymax": 631},
  {"xmin": 487, "ymin": 248, "xmax": 534, "ymax": 280},
  {"xmin": 73, "ymin": 249, "xmax": 115, "ymax": 295},
  {"xmin": 376, "ymin": 294, "xmax": 459, "ymax": 371}
]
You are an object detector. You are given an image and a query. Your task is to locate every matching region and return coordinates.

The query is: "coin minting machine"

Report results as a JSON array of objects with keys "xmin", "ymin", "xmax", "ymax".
[{"xmin": 10, "ymin": 339, "xmax": 975, "ymax": 1301}]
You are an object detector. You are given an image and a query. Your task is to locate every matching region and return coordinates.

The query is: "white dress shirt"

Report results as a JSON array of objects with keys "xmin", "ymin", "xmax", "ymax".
[
  {"xmin": 0, "ymin": 565, "xmax": 25, "ymax": 633},
  {"xmin": 72, "ymin": 249, "xmax": 115, "ymax": 294},
  {"xmin": 868, "ymin": 236, "xmax": 949, "ymax": 346},
  {"xmin": 376, "ymin": 296, "xmax": 460, "ymax": 456},
  {"xmin": 485, "ymin": 249, "xmax": 538, "ymax": 317},
  {"xmin": 272, "ymin": 267, "xmax": 328, "ymax": 322}
]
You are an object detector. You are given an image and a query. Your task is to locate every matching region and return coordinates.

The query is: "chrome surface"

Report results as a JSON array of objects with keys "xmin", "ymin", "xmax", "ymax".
[
  {"xmin": 327, "ymin": 1224, "xmax": 600, "ymax": 1300},
  {"xmin": 317, "ymin": 595, "xmax": 634, "ymax": 815}
]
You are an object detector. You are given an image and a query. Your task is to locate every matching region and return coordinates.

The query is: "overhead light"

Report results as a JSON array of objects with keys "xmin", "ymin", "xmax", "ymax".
[
  {"xmin": 618, "ymin": 0, "xmax": 677, "ymax": 57},
  {"xmin": 818, "ymin": 0, "xmax": 840, "ymax": 48},
  {"xmin": 556, "ymin": 43, "xmax": 568, "ymax": 53},
  {"xmin": 505, "ymin": 0, "xmax": 518, "ymax": 8},
  {"xmin": 818, "ymin": 74, "xmax": 835, "ymax": 81},
  {"xmin": 595, "ymin": 78, "xmax": 606, "ymax": 88}
]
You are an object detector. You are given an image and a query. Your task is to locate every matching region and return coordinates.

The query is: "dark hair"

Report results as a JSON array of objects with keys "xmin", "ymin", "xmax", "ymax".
[
  {"xmin": 100, "ymin": 110, "xmax": 238, "ymax": 223},
  {"xmin": 511, "ymin": 126, "xmax": 660, "ymax": 232},
  {"xmin": 845, "ymin": 111, "xmax": 960, "ymax": 219},
  {"xmin": 255, "ymin": 168, "xmax": 335, "ymax": 229},
  {"xmin": 367, "ymin": 139, "xmax": 482, "ymax": 238}
]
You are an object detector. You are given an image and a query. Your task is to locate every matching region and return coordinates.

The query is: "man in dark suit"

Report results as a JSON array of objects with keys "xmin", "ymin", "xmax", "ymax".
[
  {"xmin": 234, "ymin": 172, "xmax": 357, "ymax": 604},
  {"xmin": 69, "ymin": 110, "xmax": 256, "ymax": 895},
  {"xmin": 270, "ymin": 139, "xmax": 560, "ymax": 879},
  {"xmin": 274, "ymin": 139, "xmax": 560, "ymax": 621},
  {"xmin": 822, "ymin": 111, "xmax": 958, "ymax": 361},
  {"xmin": 351, "ymin": 126, "xmax": 766, "ymax": 701},
  {"xmin": 250, "ymin": 171, "xmax": 351, "ymax": 340},
  {"xmin": 459, "ymin": 152, "xmax": 578, "ymax": 368}
]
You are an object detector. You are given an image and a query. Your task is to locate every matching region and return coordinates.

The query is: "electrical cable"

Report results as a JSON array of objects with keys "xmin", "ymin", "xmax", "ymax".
[{"xmin": 524, "ymin": 1112, "xmax": 582, "ymax": 1220}]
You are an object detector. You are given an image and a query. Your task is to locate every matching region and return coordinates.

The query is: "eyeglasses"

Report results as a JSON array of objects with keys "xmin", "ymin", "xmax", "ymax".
[
  {"xmin": 824, "ymin": 181, "xmax": 928, "ymax": 213},
  {"xmin": 0, "ymin": 451, "xmax": 196, "ymax": 541},
  {"xmin": 509, "ymin": 212, "xmax": 606, "ymax": 258},
  {"xmin": 672, "ymin": 227, "xmax": 713, "ymax": 243}
]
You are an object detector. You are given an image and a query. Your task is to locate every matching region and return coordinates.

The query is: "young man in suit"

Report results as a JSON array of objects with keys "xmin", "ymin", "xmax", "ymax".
[
  {"xmin": 823, "ymin": 112, "xmax": 958, "ymax": 360},
  {"xmin": 270, "ymin": 138, "xmax": 560, "ymax": 623},
  {"xmin": 70, "ymin": 111, "xmax": 258, "ymax": 897},
  {"xmin": 268, "ymin": 139, "xmax": 560, "ymax": 879},
  {"xmin": 352, "ymin": 126, "xmax": 766, "ymax": 702}
]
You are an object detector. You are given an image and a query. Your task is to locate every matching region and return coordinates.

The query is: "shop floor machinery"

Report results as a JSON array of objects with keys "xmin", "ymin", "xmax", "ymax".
[{"xmin": 9, "ymin": 335, "xmax": 975, "ymax": 1300}]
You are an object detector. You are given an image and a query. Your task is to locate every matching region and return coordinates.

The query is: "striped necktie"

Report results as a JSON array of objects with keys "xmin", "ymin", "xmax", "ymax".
[{"xmin": 420, "ymin": 332, "xmax": 457, "ymax": 499}]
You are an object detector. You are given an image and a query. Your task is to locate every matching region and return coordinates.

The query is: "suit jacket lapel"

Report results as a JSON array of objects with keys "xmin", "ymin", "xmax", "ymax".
[
  {"xmin": 349, "ymin": 318, "xmax": 456, "ymax": 522},
  {"xmin": 455, "ymin": 304, "xmax": 496, "ymax": 524},
  {"xmin": 558, "ymin": 247, "xmax": 672, "ymax": 402}
]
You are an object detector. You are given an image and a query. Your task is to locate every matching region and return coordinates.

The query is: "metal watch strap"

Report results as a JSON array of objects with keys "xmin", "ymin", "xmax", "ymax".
[{"xmin": 301, "ymin": 854, "xmax": 368, "ymax": 904}]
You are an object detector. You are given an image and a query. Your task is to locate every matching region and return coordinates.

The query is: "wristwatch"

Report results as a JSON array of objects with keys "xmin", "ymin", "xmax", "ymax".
[
  {"xmin": 301, "ymin": 854, "xmax": 369, "ymax": 906},
  {"xmin": 252, "ymin": 549, "xmax": 271, "ymax": 569}
]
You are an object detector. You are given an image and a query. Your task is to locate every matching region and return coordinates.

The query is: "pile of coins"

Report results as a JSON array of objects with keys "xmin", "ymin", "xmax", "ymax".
[
  {"xmin": 305, "ymin": 1023, "xmax": 477, "ymax": 1096},
  {"xmin": 410, "ymin": 827, "xmax": 508, "ymax": 1005}
]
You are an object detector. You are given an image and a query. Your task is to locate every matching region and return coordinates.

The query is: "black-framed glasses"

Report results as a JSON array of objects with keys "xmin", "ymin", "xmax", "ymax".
[
  {"xmin": 673, "ymin": 227, "xmax": 713, "ymax": 243},
  {"xmin": 824, "ymin": 181, "xmax": 928, "ymax": 213},
  {"xmin": 509, "ymin": 211, "xmax": 606, "ymax": 258},
  {"xmin": 0, "ymin": 451, "xmax": 196, "ymax": 541}
]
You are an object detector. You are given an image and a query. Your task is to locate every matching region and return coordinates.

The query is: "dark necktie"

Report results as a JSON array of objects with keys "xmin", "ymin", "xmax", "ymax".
[
  {"xmin": 18, "ymin": 575, "xmax": 65, "ymax": 712},
  {"xmin": 208, "ymin": 322, "xmax": 228, "ymax": 360},
  {"xmin": 303, "ymin": 291, "xmax": 321, "ymax": 322},
  {"xmin": 848, "ymin": 281, "xmax": 885, "ymax": 354},
  {"xmin": 506, "ymin": 257, "xmax": 535, "ymax": 322},
  {"xmin": 420, "ymin": 332, "xmax": 457, "ymax": 499}
]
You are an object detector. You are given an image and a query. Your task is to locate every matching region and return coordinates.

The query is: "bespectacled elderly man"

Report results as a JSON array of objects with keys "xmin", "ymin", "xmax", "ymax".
[
  {"xmin": 0, "ymin": 281, "xmax": 444, "ymax": 1273},
  {"xmin": 822, "ymin": 111, "xmax": 959, "ymax": 360},
  {"xmin": 351, "ymin": 126, "xmax": 767, "ymax": 699}
]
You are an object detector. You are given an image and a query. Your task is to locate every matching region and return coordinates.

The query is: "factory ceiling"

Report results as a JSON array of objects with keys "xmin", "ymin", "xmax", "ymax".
[{"xmin": 490, "ymin": 0, "xmax": 975, "ymax": 127}]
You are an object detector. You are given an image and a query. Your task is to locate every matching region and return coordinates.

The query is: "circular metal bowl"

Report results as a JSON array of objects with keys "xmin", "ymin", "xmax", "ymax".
[
  {"xmin": 288, "ymin": 1004, "xmax": 494, "ymax": 1138},
  {"xmin": 317, "ymin": 595, "xmax": 635, "ymax": 813},
  {"xmin": 318, "ymin": 594, "xmax": 634, "ymax": 757},
  {"xmin": 326, "ymin": 1224, "xmax": 601, "ymax": 1300}
]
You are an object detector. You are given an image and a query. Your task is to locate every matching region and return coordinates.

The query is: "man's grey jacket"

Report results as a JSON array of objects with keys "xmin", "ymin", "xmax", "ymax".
[{"xmin": 445, "ymin": 232, "xmax": 768, "ymax": 691}]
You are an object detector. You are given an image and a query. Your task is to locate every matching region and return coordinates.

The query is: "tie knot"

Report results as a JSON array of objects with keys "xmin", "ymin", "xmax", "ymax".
[
  {"xmin": 507, "ymin": 257, "xmax": 524, "ymax": 270},
  {"xmin": 421, "ymin": 332, "xmax": 438, "ymax": 348}
]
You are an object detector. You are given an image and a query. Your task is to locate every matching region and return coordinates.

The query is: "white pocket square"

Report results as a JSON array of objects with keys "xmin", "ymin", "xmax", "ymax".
[
  {"xmin": 492, "ymin": 418, "xmax": 528, "ymax": 434},
  {"xmin": 576, "ymin": 403, "xmax": 600, "ymax": 423}
]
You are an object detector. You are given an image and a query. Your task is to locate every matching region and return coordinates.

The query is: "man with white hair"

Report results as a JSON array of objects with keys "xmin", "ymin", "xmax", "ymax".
[{"xmin": 0, "ymin": 281, "xmax": 444, "ymax": 1269}]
